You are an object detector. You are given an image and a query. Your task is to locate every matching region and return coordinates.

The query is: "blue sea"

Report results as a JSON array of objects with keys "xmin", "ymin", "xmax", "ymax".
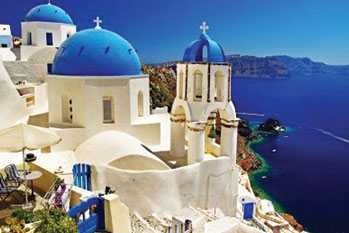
[{"xmin": 232, "ymin": 74, "xmax": 349, "ymax": 233}]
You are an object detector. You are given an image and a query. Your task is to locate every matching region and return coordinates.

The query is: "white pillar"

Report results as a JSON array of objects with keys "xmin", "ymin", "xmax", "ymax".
[
  {"xmin": 170, "ymin": 118, "xmax": 186, "ymax": 158},
  {"xmin": 220, "ymin": 120, "xmax": 239, "ymax": 163},
  {"xmin": 187, "ymin": 123, "xmax": 205, "ymax": 165}
]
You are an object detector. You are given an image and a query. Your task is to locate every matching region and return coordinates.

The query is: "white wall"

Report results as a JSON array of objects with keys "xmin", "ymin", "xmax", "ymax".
[
  {"xmin": 0, "ymin": 58, "xmax": 28, "ymax": 129},
  {"xmin": 92, "ymin": 157, "xmax": 239, "ymax": 217},
  {"xmin": 0, "ymin": 49, "xmax": 16, "ymax": 61},
  {"xmin": 4, "ymin": 60, "xmax": 47, "ymax": 83},
  {"xmin": 27, "ymin": 83, "xmax": 48, "ymax": 115},
  {"xmin": 21, "ymin": 22, "xmax": 76, "ymax": 61},
  {"xmin": 47, "ymin": 75, "xmax": 166, "ymax": 149},
  {"xmin": 129, "ymin": 77, "xmax": 150, "ymax": 122},
  {"xmin": 0, "ymin": 25, "xmax": 11, "ymax": 36}
]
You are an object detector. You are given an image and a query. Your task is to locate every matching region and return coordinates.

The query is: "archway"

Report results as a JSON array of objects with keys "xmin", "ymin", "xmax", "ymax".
[
  {"xmin": 193, "ymin": 70, "xmax": 203, "ymax": 101},
  {"xmin": 205, "ymin": 109, "xmax": 223, "ymax": 156},
  {"xmin": 138, "ymin": 91, "xmax": 144, "ymax": 117},
  {"xmin": 202, "ymin": 106, "xmax": 238, "ymax": 161},
  {"xmin": 214, "ymin": 71, "xmax": 225, "ymax": 102}
]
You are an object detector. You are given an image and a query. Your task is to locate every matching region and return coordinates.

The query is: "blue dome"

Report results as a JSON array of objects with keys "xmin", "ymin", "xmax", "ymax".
[
  {"xmin": 183, "ymin": 33, "xmax": 226, "ymax": 63},
  {"xmin": 52, "ymin": 28, "xmax": 141, "ymax": 76},
  {"xmin": 25, "ymin": 4, "xmax": 73, "ymax": 25}
]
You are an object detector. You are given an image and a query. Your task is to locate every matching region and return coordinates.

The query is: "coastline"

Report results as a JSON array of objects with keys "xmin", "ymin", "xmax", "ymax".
[
  {"xmin": 240, "ymin": 125, "xmax": 305, "ymax": 232},
  {"xmin": 248, "ymin": 139, "xmax": 285, "ymax": 213}
]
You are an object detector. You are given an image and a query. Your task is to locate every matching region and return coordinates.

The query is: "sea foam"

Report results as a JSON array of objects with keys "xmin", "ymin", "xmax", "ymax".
[{"xmin": 313, "ymin": 127, "xmax": 349, "ymax": 144}]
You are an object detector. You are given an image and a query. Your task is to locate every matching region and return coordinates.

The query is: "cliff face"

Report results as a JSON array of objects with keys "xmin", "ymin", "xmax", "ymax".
[
  {"xmin": 142, "ymin": 65, "xmax": 176, "ymax": 111},
  {"xmin": 227, "ymin": 55, "xmax": 291, "ymax": 79},
  {"xmin": 271, "ymin": 55, "xmax": 349, "ymax": 76}
]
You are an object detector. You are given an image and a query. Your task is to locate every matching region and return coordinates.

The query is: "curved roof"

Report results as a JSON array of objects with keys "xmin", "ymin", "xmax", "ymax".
[
  {"xmin": 25, "ymin": 4, "xmax": 73, "ymax": 25},
  {"xmin": 52, "ymin": 28, "xmax": 141, "ymax": 76},
  {"xmin": 183, "ymin": 33, "xmax": 226, "ymax": 63},
  {"xmin": 75, "ymin": 131, "xmax": 170, "ymax": 171}
]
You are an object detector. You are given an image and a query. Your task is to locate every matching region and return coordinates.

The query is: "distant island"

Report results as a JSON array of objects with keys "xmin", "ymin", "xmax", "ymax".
[
  {"xmin": 228, "ymin": 55, "xmax": 349, "ymax": 78},
  {"xmin": 153, "ymin": 55, "xmax": 349, "ymax": 79}
]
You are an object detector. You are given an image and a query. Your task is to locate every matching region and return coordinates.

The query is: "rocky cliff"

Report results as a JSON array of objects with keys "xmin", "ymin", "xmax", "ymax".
[
  {"xmin": 271, "ymin": 55, "xmax": 349, "ymax": 76},
  {"xmin": 226, "ymin": 55, "xmax": 291, "ymax": 79},
  {"xmin": 142, "ymin": 64, "xmax": 176, "ymax": 111}
]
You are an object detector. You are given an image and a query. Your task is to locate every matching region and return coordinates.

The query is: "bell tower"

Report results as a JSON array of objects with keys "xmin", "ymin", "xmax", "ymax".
[{"xmin": 170, "ymin": 22, "xmax": 239, "ymax": 165}]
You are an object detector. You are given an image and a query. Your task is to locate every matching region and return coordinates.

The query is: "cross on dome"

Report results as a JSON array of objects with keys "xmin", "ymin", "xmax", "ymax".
[
  {"xmin": 94, "ymin": 16, "xmax": 102, "ymax": 29},
  {"xmin": 48, "ymin": 0, "xmax": 51, "ymax": 5},
  {"xmin": 200, "ymin": 21, "xmax": 209, "ymax": 34}
]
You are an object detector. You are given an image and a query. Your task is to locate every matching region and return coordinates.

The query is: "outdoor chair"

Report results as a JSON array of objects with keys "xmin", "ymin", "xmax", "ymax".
[
  {"xmin": 0, "ymin": 173, "xmax": 19, "ymax": 208},
  {"xmin": 5, "ymin": 164, "xmax": 24, "ymax": 188}
]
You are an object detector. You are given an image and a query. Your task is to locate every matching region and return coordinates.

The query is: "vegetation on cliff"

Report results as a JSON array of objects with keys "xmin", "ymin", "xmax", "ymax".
[{"xmin": 142, "ymin": 64, "xmax": 176, "ymax": 111}]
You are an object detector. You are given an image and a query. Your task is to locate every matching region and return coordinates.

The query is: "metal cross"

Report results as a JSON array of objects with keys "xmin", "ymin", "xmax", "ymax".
[
  {"xmin": 200, "ymin": 21, "xmax": 209, "ymax": 34},
  {"xmin": 48, "ymin": 0, "xmax": 51, "ymax": 4},
  {"xmin": 94, "ymin": 16, "xmax": 103, "ymax": 29}
]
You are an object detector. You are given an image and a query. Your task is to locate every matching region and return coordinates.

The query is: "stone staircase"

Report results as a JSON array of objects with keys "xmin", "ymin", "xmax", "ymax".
[
  {"xmin": 130, "ymin": 207, "xmax": 268, "ymax": 233},
  {"xmin": 130, "ymin": 212, "xmax": 171, "ymax": 233},
  {"xmin": 130, "ymin": 207, "xmax": 222, "ymax": 233}
]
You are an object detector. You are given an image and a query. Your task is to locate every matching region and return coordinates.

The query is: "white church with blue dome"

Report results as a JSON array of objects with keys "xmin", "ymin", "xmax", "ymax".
[
  {"xmin": 20, "ymin": 3, "xmax": 76, "ymax": 61},
  {"xmin": 0, "ymin": 2, "xmax": 269, "ymax": 233},
  {"xmin": 47, "ymin": 21, "xmax": 167, "ymax": 149}
]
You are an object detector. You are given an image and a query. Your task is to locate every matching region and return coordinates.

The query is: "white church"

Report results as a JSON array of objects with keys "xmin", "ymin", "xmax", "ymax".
[{"xmin": 0, "ymin": 2, "xmax": 293, "ymax": 233}]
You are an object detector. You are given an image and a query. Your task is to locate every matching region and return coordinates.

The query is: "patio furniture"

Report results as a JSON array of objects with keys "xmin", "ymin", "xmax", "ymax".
[
  {"xmin": 5, "ymin": 164, "xmax": 24, "ymax": 188},
  {"xmin": 0, "ymin": 173, "xmax": 19, "ymax": 208},
  {"xmin": 19, "ymin": 171, "xmax": 42, "ymax": 201},
  {"xmin": 0, "ymin": 123, "xmax": 61, "ymax": 209}
]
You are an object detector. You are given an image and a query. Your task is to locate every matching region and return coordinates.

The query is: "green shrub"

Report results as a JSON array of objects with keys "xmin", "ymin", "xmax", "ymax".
[
  {"xmin": 33, "ymin": 208, "xmax": 77, "ymax": 233},
  {"xmin": 11, "ymin": 210, "xmax": 34, "ymax": 224}
]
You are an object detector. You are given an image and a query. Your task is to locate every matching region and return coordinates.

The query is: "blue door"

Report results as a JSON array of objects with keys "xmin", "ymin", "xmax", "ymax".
[
  {"xmin": 243, "ymin": 202, "xmax": 254, "ymax": 220},
  {"xmin": 46, "ymin": 33, "xmax": 53, "ymax": 45}
]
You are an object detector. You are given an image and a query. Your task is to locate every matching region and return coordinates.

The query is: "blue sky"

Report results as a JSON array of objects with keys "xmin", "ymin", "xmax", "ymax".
[{"xmin": 1, "ymin": 0, "xmax": 349, "ymax": 64}]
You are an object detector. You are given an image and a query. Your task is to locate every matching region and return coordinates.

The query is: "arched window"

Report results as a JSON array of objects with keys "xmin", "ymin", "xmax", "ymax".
[
  {"xmin": 193, "ymin": 70, "xmax": 203, "ymax": 101},
  {"xmin": 138, "ymin": 91, "xmax": 144, "ymax": 117},
  {"xmin": 214, "ymin": 71, "xmax": 225, "ymax": 102},
  {"xmin": 178, "ymin": 71, "xmax": 184, "ymax": 99},
  {"xmin": 103, "ymin": 96, "xmax": 114, "ymax": 123},
  {"xmin": 62, "ymin": 95, "xmax": 72, "ymax": 123},
  {"xmin": 67, "ymin": 32, "xmax": 71, "ymax": 39}
]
